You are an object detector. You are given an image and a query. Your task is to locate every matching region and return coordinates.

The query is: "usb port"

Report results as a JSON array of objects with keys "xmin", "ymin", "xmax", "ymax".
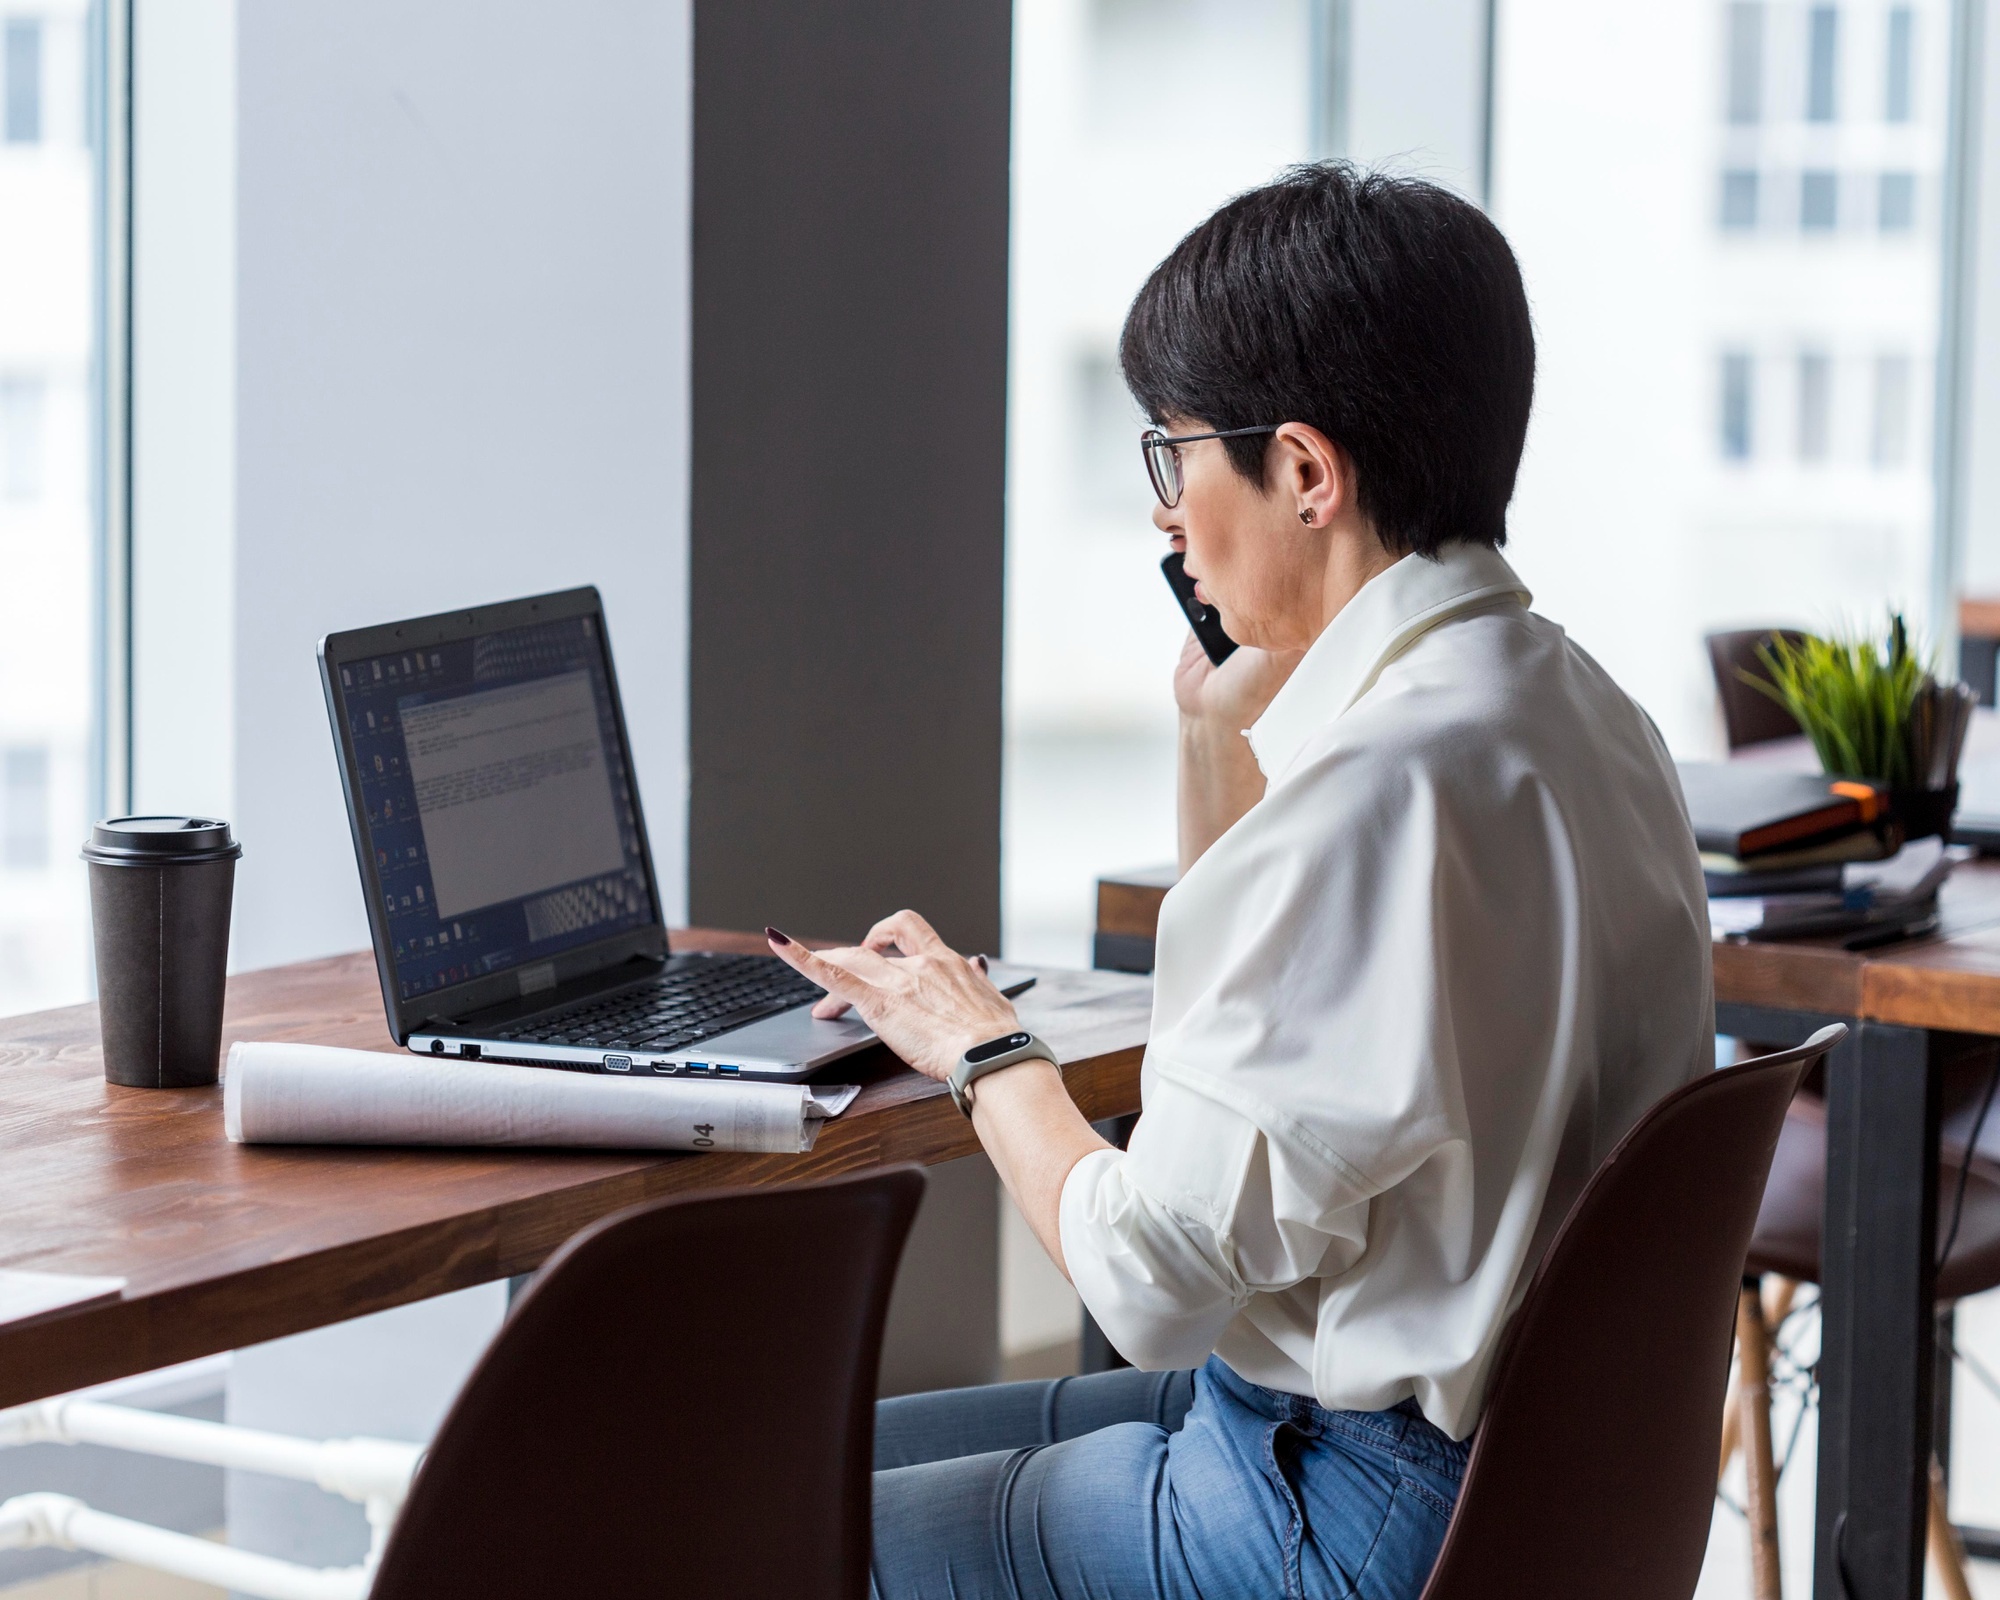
[
  {"xmin": 603, "ymin": 1055, "xmax": 633, "ymax": 1073},
  {"xmin": 715, "ymin": 1064, "xmax": 740, "ymax": 1075},
  {"xmin": 683, "ymin": 1062, "xmax": 710, "ymax": 1075}
]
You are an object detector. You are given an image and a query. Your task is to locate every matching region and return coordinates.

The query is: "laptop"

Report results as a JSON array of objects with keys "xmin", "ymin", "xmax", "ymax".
[{"xmin": 319, "ymin": 587, "xmax": 1019, "ymax": 1082}]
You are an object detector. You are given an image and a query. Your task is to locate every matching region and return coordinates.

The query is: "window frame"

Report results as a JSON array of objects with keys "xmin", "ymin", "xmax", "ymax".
[{"xmin": 88, "ymin": 0, "xmax": 133, "ymax": 822}]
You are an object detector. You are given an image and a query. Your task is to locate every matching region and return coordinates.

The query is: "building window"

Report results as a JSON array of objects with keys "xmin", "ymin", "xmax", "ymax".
[
  {"xmin": 1879, "ymin": 171, "xmax": 1916, "ymax": 231},
  {"xmin": 3, "ymin": 20, "xmax": 39, "ymax": 146},
  {"xmin": 2, "ymin": 749, "xmax": 49, "ymax": 870},
  {"xmin": 1797, "ymin": 351, "xmax": 1832, "ymax": 461},
  {"xmin": 1721, "ymin": 351, "xmax": 1755, "ymax": 459},
  {"xmin": 0, "ymin": 377, "xmax": 44, "ymax": 501},
  {"xmin": 1721, "ymin": 169, "xmax": 1760, "ymax": 229},
  {"xmin": 1886, "ymin": 6, "xmax": 1914, "ymax": 122},
  {"xmin": 1806, "ymin": 5, "xmax": 1839, "ymax": 122},
  {"xmin": 1872, "ymin": 353, "xmax": 1912, "ymax": 467},
  {"xmin": 1726, "ymin": 3, "xmax": 1764, "ymax": 123},
  {"xmin": 1801, "ymin": 170, "xmax": 1839, "ymax": 230}
]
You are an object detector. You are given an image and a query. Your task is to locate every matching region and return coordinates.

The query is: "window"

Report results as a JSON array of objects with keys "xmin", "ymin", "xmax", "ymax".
[
  {"xmin": 1726, "ymin": 3, "xmax": 1764, "ymax": 123},
  {"xmin": 1807, "ymin": 6, "xmax": 1839, "ymax": 121},
  {"xmin": 1494, "ymin": 0, "xmax": 1947, "ymax": 772},
  {"xmin": 1886, "ymin": 6, "xmax": 1915, "ymax": 121},
  {"xmin": 1721, "ymin": 169, "xmax": 1760, "ymax": 229},
  {"xmin": 1721, "ymin": 352, "xmax": 1755, "ymax": 459},
  {"xmin": 1071, "ymin": 350, "xmax": 1148, "ymax": 512},
  {"xmin": 0, "ymin": 377, "xmax": 45, "ymax": 501},
  {"xmin": 3, "ymin": 19, "xmax": 38, "ymax": 145},
  {"xmin": 0, "ymin": 3, "xmax": 109, "ymax": 1017},
  {"xmin": 1880, "ymin": 170, "xmax": 1916, "ymax": 230},
  {"xmin": 1797, "ymin": 351, "xmax": 1832, "ymax": 461},
  {"xmin": 1873, "ymin": 353, "xmax": 1912, "ymax": 467},
  {"xmin": 2, "ymin": 749, "xmax": 48, "ymax": 869}
]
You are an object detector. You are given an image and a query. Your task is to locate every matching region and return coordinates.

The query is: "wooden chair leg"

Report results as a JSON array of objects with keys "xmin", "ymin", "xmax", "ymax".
[
  {"xmin": 1736, "ymin": 1279, "xmax": 1783, "ymax": 1600},
  {"xmin": 1720, "ymin": 1277, "xmax": 1798, "ymax": 1486},
  {"xmin": 1929, "ymin": 1458, "xmax": 1976, "ymax": 1600},
  {"xmin": 1718, "ymin": 1377, "xmax": 1742, "ymax": 1483}
]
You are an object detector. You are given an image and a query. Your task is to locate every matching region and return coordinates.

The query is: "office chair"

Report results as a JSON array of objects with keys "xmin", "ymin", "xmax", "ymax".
[
  {"xmin": 1706, "ymin": 629, "xmax": 1811, "ymax": 752},
  {"xmin": 1722, "ymin": 1071, "xmax": 2000, "ymax": 1600},
  {"xmin": 1416, "ymin": 1027, "xmax": 1840, "ymax": 1600},
  {"xmin": 368, "ymin": 1166, "xmax": 924, "ymax": 1599}
]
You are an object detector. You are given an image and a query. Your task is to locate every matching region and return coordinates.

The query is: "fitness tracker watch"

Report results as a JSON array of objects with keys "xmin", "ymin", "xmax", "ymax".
[{"xmin": 948, "ymin": 1030, "xmax": 1059, "ymax": 1117}]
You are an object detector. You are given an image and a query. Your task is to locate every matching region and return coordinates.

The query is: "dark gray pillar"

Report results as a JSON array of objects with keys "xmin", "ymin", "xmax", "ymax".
[{"xmin": 689, "ymin": 0, "xmax": 1012, "ymax": 953}]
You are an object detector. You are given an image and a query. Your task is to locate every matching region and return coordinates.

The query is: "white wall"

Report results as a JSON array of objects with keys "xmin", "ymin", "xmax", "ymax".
[
  {"xmin": 229, "ymin": 0, "xmax": 692, "ymax": 973},
  {"xmin": 131, "ymin": 0, "xmax": 236, "ymax": 830}
]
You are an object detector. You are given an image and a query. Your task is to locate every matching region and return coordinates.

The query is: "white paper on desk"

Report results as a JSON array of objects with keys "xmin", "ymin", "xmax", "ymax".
[
  {"xmin": 0, "ymin": 1270, "xmax": 125, "ymax": 1327},
  {"xmin": 223, "ymin": 1042, "xmax": 862, "ymax": 1154}
]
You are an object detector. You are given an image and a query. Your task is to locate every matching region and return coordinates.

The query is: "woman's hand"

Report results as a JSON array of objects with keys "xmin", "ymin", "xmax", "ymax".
[
  {"xmin": 765, "ymin": 910, "xmax": 1018, "ymax": 1082},
  {"xmin": 1175, "ymin": 631, "xmax": 1300, "ymax": 872},
  {"xmin": 1173, "ymin": 630, "xmax": 1303, "ymax": 733}
]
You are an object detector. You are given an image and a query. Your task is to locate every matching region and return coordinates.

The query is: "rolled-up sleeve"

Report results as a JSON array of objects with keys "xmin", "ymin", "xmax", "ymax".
[{"xmin": 1059, "ymin": 1072, "xmax": 1374, "ymax": 1370}]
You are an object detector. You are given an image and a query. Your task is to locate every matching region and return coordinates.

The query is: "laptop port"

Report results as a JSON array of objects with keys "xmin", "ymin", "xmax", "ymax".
[
  {"xmin": 458, "ymin": 1043, "xmax": 480, "ymax": 1060},
  {"xmin": 715, "ymin": 1064, "xmax": 740, "ymax": 1075},
  {"xmin": 683, "ymin": 1062, "xmax": 710, "ymax": 1074},
  {"xmin": 603, "ymin": 1055, "xmax": 633, "ymax": 1073},
  {"xmin": 429, "ymin": 1039, "xmax": 445, "ymax": 1055}
]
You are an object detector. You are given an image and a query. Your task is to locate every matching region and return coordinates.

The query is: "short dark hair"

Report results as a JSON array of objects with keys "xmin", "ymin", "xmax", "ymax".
[{"xmin": 1119, "ymin": 163, "xmax": 1535, "ymax": 556}]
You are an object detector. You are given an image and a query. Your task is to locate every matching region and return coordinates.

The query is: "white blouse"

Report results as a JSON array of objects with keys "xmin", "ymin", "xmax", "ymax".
[{"xmin": 1058, "ymin": 543, "xmax": 1713, "ymax": 1440}]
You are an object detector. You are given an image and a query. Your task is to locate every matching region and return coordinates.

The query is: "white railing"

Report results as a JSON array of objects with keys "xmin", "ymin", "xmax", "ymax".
[{"xmin": 0, "ymin": 1393, "xmax": 423, "ymax": 1600}]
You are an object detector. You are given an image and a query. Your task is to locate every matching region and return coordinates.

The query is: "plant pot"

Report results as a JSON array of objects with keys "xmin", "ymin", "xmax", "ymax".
[{"xmin": 1890, "ymin": 783, "xmax": 1959, "ymax": 843}]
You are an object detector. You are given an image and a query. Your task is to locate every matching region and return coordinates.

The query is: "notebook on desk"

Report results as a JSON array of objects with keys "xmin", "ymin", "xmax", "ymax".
[{"xmin": 320, "ymin": 588, "xmax": 1028, "ymax": 1083}]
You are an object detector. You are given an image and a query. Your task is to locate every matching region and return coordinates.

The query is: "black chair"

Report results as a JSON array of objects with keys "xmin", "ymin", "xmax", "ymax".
[
  {"xmin": 368, "ymin": 1167, "xmax": 925, "ymax": 1600},
  {"xmin": 1418, "ymin": 1028, "xmax": 1840, "ymax": 1600},
  {"xmin": 1706, "ymin": 629, "xmax": 1811, "ymax": 751}
]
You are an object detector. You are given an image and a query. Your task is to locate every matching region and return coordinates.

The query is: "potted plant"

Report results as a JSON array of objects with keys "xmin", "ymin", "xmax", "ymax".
[{"xmin": 1750, "ymin": 615, "xmax": 1975, "ymax": 841}]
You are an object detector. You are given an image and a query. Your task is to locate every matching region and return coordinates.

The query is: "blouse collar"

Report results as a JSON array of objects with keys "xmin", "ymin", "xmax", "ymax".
[{"xmin": 1246, "ymin": 542, "xmax": 1534, "ymax": 783}]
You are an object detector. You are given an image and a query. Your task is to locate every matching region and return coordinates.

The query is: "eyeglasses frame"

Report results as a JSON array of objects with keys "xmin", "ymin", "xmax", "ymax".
[{"xmin": 1140, "ymin": 425, "xmax": 1283, "ymax": 508}]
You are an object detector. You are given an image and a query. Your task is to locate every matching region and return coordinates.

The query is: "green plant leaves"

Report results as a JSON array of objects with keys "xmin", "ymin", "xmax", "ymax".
[{"xmin": 1746, "ymin": 616, "xmax": 1930, "ymax": 787}]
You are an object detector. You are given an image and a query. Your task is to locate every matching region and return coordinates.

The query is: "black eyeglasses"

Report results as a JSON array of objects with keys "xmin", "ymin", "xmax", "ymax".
[{"xmin": 1140, "ymin": 425, "xmax": 1281, "ymax": 509}]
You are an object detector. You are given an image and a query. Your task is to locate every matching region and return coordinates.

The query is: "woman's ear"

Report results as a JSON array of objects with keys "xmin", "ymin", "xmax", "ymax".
[{"xmin": 1271, "ymin": 422, "xmax": 1347, "ymax": 528}]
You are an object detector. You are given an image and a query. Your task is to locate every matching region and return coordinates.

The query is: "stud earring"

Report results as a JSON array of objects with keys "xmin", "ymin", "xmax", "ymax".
[{"xmin": 1299, "ymin": 508, "xmax": 1315, "ymax": 525}]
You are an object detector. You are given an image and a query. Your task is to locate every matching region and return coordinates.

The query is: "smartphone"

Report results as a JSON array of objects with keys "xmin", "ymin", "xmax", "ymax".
[{"xmin": 1161, "ymin": 551, "xmax": 1238, "ymax": 667}]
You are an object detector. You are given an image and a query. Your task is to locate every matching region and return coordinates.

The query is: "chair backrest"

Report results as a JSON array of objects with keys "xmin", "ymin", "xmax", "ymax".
[
  {"xmin": 1419, "ymin": 1026, "xmax": 1844, "ymax": 1600},
  {"xmin": 1706, "ymin": 628, "xmax": 1811, "ymax": 751},
  {"xmin": 369, "ymin": 1166, "xmax": 926, "ymax": 1600}
]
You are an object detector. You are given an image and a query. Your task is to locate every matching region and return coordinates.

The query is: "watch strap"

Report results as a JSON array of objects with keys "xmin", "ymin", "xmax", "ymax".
[{"xmin": 949, "ymin": 1031, "xmax": 1058, "ymax": 1117}]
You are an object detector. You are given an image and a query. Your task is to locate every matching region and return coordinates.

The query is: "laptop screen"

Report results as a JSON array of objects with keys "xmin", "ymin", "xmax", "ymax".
[{"xmin": 330, "ymin": 613, "xmax": 656, "ymax": 1004}]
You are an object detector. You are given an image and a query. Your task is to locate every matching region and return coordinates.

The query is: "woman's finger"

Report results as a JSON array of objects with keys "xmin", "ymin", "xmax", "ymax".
[
  {"xmin": 811, "ymin": 994, "xmax": 854, "ymax": 1020},
  {"xmin": 870, "ymin": 909, "xmax": 953, "ymax": 959},
  {"xmin": 767, "ymin": 930, "xmax": 876, "ymax": 1005}
]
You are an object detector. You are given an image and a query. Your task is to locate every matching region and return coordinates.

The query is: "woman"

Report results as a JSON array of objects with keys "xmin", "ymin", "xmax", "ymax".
[{"xmin": 767, "ymin": 164, "xmax": 1712, "ymax": 1600}]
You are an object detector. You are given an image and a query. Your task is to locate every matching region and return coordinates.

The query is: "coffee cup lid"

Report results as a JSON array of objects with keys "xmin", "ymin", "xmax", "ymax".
[{"xmin": 81, "ymin": 816, "xmax": 242, "ymax": 865}]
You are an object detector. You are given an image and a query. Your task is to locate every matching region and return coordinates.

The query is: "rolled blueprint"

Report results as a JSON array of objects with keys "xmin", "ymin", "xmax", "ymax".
[{"xmin": 223, "ymin": 1042, "xmax": 861, "ymax": 1154}]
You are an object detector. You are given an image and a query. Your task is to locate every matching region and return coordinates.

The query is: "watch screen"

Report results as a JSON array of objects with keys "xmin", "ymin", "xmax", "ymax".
[{"xmin": 965, "ymin": 1032, "xmax": 1032, "ymax": 1066}]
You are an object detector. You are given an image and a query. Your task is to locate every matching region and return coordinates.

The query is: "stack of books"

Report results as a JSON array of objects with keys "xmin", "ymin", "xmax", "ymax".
[{"xmin": 1677, "ymin": 763, "xmax": 1956, "ymax": 943}]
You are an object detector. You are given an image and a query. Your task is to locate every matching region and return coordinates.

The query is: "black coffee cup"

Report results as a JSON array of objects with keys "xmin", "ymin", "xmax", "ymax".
[{"xmin": 81, "ymin": 817, "xmax": 242, "ymax": 1089}]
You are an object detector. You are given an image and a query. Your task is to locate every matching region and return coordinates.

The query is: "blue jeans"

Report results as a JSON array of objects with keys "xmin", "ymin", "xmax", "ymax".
[{"xmin": 871, "ymin": 1356, "xmax": 1470, "ymax": 1600}]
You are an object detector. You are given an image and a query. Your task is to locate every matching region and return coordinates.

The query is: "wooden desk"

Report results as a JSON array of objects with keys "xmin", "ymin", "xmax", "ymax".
[
  {"xmin": 0, "ymin": 930, "xmax": 1149, "ymax": 1411},
  {"xmin": 1095, "ymin": 859, "xmax": 2000, "ymax": 1600}
]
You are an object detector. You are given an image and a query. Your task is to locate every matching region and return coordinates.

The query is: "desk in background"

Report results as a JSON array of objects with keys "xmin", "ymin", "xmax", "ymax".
[
  {"xmin": 0, "ymin": 930, "xmax": 1149, "ymax": 1411},
  {"xmin": 1095, "ymin": 860, "xmax": 2000, "ymax": 1600}
]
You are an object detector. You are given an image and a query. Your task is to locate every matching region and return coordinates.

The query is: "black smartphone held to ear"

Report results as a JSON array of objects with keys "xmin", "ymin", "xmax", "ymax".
[{"xmin": 1161, "ymin": 552, "xmax": 1238, "ymax": 667}]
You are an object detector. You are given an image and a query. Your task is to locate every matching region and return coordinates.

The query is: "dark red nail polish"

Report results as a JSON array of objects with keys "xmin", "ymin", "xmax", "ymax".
[{"xmin": 766, "ymin": 926, "xmax": 792, "ymax": 945}]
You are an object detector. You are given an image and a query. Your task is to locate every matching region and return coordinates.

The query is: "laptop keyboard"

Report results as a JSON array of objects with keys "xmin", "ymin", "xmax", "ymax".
[{"xmin": 489, "ymin": 955, "xmax": 826, "ymax": 1053}]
